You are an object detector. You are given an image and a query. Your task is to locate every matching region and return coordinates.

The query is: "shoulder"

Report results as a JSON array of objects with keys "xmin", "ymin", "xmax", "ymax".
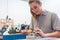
[{"xmin": 44, "ymin": 10, "xmax": 57, "ymax": 17}]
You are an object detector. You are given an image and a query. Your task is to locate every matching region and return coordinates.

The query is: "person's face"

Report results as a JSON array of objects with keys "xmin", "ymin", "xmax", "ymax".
[{"xmin": 30, "ymin": 2, "xmax": 42, "ymax": 15}]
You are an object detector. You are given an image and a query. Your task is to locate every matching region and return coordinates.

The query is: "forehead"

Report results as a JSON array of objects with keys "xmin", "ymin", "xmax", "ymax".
[{"xmin": 30, "ymin": 2, "xmax": 40, "ymax": 7}]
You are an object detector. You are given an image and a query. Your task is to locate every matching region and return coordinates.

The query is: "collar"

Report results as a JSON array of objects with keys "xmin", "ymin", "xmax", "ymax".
[{"xmin": 39, "ymin": 11, "xmax": 47, "ymax": 16}]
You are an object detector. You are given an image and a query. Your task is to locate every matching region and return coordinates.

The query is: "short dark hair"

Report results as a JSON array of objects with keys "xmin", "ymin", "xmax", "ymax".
[{"xmin": 29, "ymin": 0, "xmax": 40, "ymax": 4}]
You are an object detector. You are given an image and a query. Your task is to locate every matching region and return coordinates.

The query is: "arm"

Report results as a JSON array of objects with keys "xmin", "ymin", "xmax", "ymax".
[
  {"xmin": 44, "ymin": 31, "xmax": 60, "ymax": 37},
  {"xmin": 35, "ymin": 28, "xmax": 60, "ymax": 37}
]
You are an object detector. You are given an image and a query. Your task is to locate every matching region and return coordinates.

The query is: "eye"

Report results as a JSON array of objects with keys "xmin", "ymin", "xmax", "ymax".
[
  {"xmin": 34, "ymin": 6, "xmax": 37, "ymax": 9},
  {"xmin": 30, "ymin": 6, "xmax": 38, "ymax": 10}
]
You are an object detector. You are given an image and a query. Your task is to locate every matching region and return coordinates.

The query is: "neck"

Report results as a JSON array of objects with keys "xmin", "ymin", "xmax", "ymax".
[{"xmin": 39, "ymin": 9, "xmax": 43, "ymax": 15}]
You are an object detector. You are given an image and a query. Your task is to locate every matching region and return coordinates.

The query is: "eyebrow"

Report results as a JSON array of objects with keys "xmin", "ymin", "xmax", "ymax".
[{"xmin": 30, "ymin": 6, "xmax": 38, "ymax": 10}]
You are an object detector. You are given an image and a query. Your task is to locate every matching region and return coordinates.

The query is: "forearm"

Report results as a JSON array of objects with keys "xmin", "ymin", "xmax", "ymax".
[{"xmin": 44, "ymin": 31, "xmax": 60, "ymax": 37}]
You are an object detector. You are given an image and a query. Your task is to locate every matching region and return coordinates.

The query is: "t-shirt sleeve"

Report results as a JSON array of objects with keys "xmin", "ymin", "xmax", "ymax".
[{"xmin": 51, "ymin": 13, "xmax": 60, "ymax": 31}]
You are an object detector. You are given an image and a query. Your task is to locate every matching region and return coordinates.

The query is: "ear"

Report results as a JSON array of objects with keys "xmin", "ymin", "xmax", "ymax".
[{"xmin": 39, "ymin": 2, "xmax": 42, "ymax": 6}]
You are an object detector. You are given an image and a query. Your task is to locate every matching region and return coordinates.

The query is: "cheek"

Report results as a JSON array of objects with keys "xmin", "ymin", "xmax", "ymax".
[{"xmin": 37, "ymin": 8, "xmax": 40, "ymax": 11}]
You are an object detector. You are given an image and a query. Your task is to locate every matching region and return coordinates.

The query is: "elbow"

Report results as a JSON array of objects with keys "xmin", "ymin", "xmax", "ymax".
[{"xmin": 55, "ymin": 31, "xmax": 60, "ymax": 36}]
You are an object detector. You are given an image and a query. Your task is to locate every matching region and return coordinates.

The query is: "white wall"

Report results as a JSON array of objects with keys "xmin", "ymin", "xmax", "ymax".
[
  {"xmin": 0, "ymin": 0, "xmax": 60, "ymax": 25},
  {"xmin": 42, "ymin": 0, "xmax": 60, "ymax": 18}
]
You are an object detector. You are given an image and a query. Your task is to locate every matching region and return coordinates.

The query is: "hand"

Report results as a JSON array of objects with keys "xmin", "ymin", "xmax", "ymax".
[
  {"xmin": 34, "ymin": 28, "xmax": 45, "ymax": 37},
  {"xmin": 21, "ymin": 30, "xmax": 28, "ymax": 35},
  {"xmin": 21, "ymin": 30, "xmax": 32, "ymax": 35}
]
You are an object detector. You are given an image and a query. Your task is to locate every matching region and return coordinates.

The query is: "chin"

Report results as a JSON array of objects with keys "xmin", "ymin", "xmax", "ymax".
[{"xmin": 35, "ymin": 14, "xmax": 40, "ymax": 16}]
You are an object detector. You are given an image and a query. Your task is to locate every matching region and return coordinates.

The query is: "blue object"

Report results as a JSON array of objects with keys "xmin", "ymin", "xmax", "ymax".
[
  {"xmin": 3, "ymin": 34, "xmax": 26, "ymax": 40},
  {"xmin": 0, "ymin": 30, "xmax": 3, "ymax": 35}
]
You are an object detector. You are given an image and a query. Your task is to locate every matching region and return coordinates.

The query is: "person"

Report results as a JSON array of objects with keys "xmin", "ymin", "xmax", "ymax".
[{"xmin": 28, "ymin": 0, "xmax": 60, "ymax": 38}]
